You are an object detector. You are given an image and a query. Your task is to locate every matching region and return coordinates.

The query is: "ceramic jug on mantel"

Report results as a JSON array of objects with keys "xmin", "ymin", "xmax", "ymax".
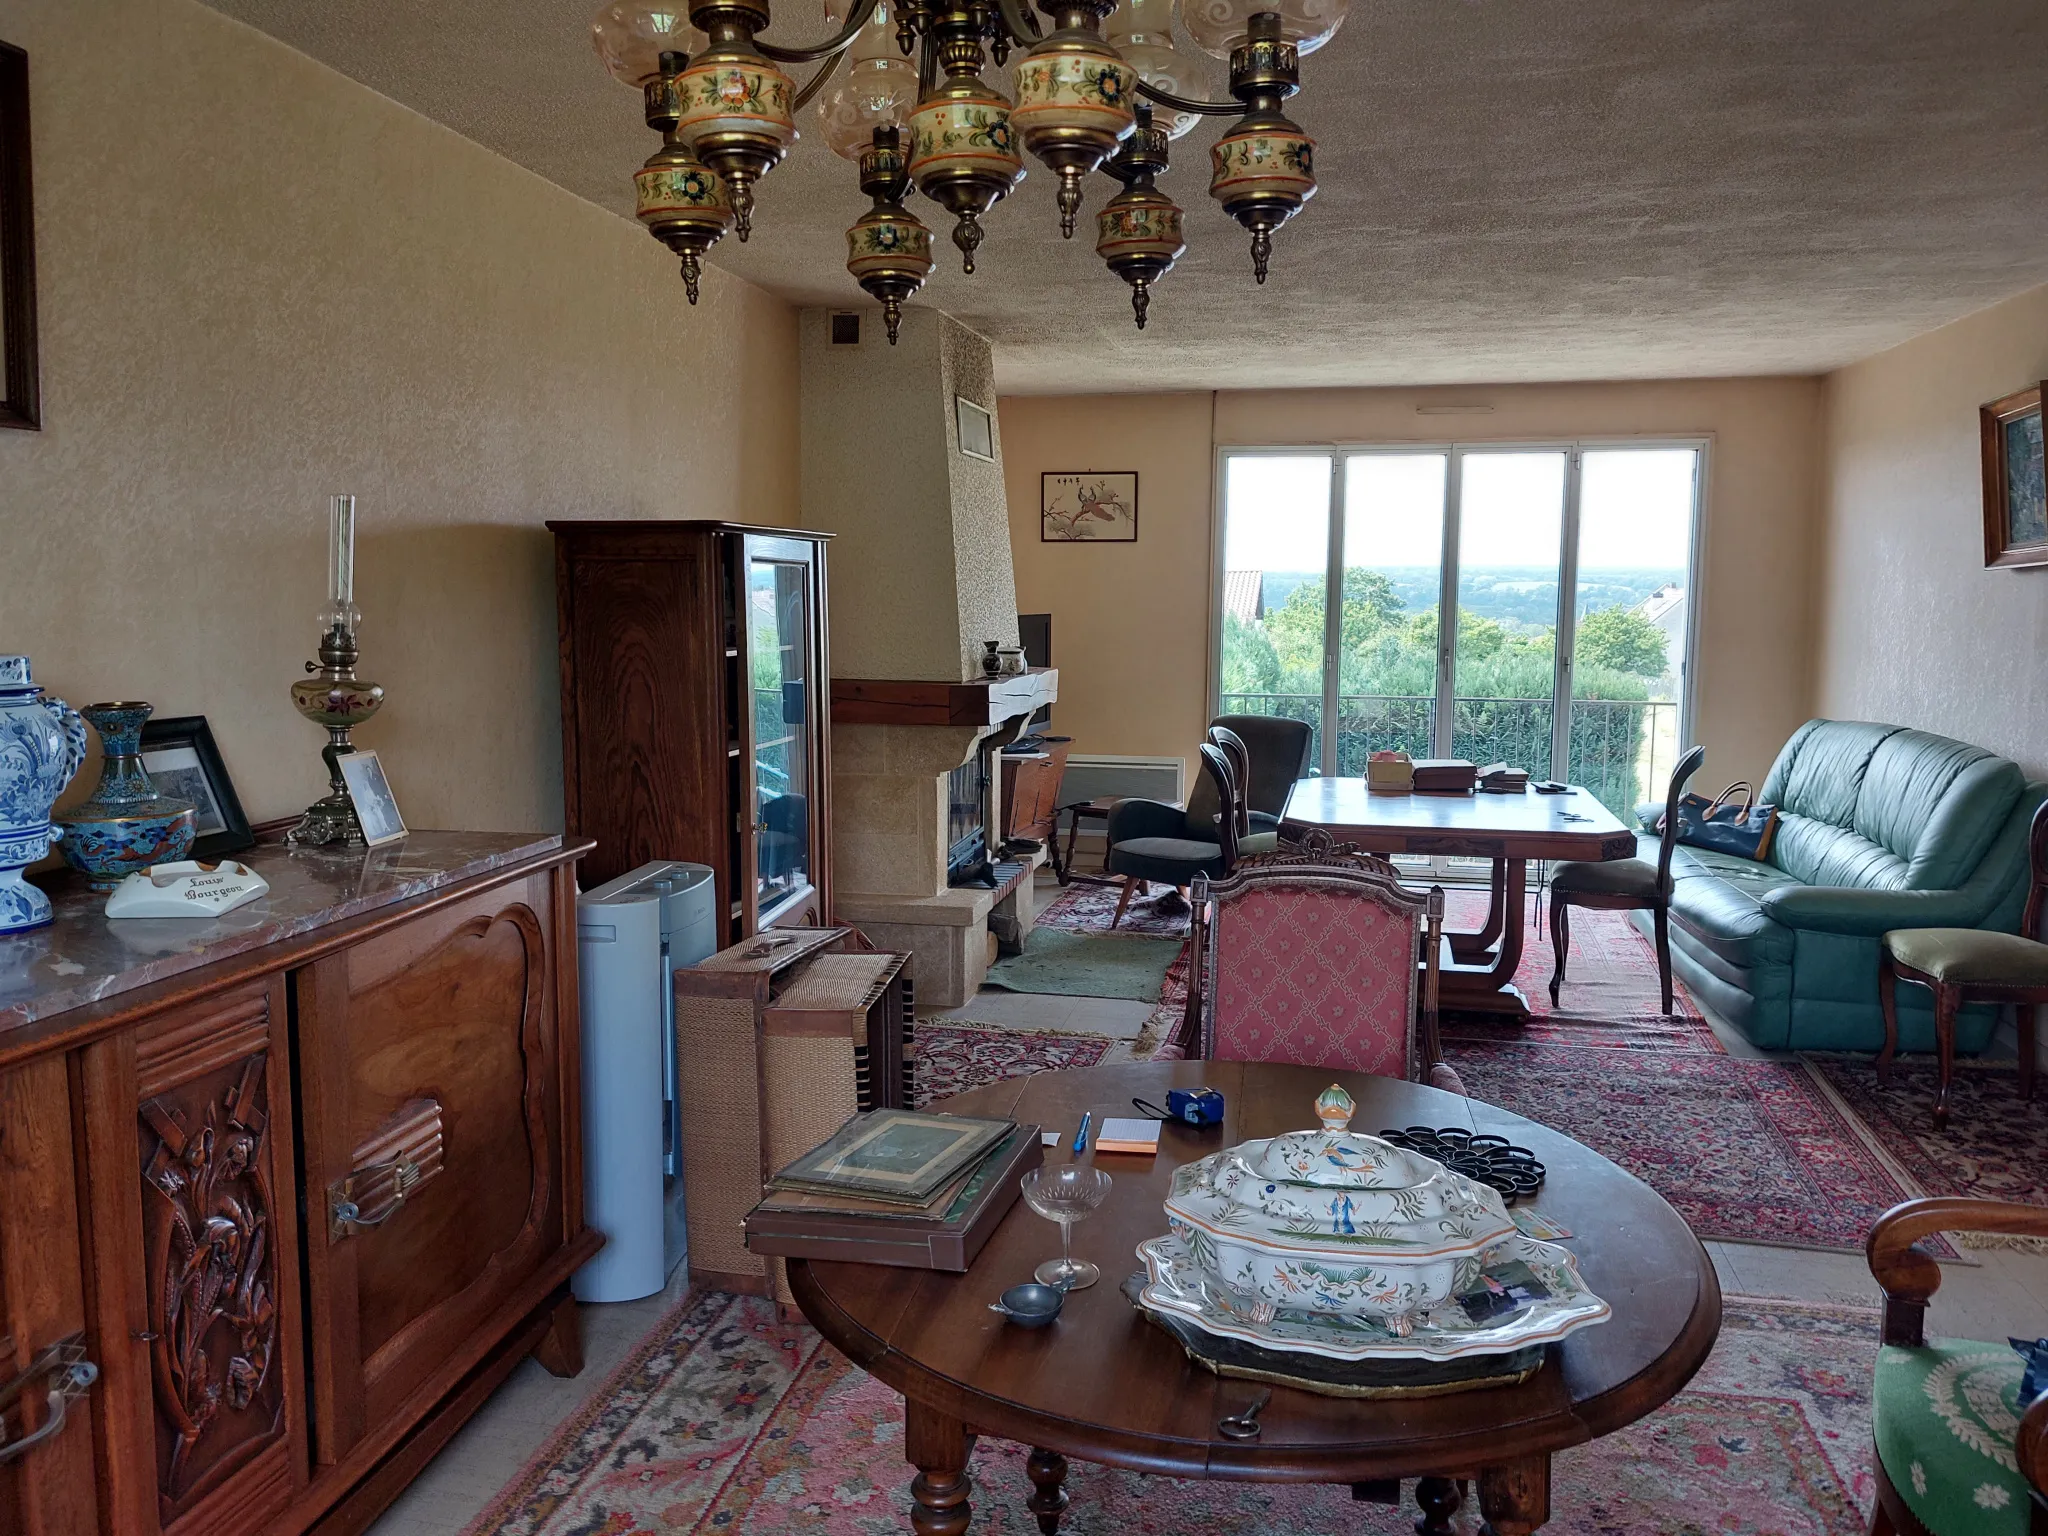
[{"xmin": 0, "ymin": 656, "xmax": 88, "ymax": 933}]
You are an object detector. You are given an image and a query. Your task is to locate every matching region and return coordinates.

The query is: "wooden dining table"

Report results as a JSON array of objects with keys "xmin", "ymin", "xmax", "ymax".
[
  {"xmin": 1281, "ymin": 778, "xmax": 1639, "ymax": 1020},
  {"xmin": 790, "ymin": 1060, "xmax": 1722, "ymax": 1536}
]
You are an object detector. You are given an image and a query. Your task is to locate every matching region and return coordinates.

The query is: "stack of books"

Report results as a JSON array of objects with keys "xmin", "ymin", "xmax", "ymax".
[
  {"xmin": 1412, "ymin": 758, "xmax": 1479, "ymax": 793},
  {"xmin": 743, "ymin": 1108, "xmax": 1043, "ymax": 1272},
  {"xmin": 1478, "ymin": 762, "xmax": 1531, "ymax": 792}
]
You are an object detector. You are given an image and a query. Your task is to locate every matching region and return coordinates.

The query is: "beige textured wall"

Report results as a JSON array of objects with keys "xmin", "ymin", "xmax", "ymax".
[
  {"xmin": 1002, "ymin": 379, "xmax": 1824, "ymax": 789},
  {"xmin": 1815, "ymin": 282, "xmax": 2048, "ymax": 778},
  {"xmin": 0, "ymin": 0, "xmax": 798, "ymax": 836},
  {"xmin": 799, "ymin": 307, "xmax": 1017, "ymax": 683}
]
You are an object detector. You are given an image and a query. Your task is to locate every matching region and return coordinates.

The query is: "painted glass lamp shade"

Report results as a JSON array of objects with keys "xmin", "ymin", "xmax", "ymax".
[
  {"xmin": 593, "ymin": 2, "xmax": 707, "ymax": 85},
  {"xmin": 1180, "ymin": 0, "xmax": 1349, "ymax": 57},
  {"xmin": 1104, "ymin": 0, "xmax": 1205, "ymax": 139},
  {"xmin": 817, "ymin": 0, "xmax": 919, "ymax": 160}
]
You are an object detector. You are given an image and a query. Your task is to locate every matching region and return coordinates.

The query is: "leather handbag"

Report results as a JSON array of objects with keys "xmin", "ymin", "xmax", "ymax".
[{"xmin": 1670, "ymin": 781, "xmax": 1779, "ymax": 861}]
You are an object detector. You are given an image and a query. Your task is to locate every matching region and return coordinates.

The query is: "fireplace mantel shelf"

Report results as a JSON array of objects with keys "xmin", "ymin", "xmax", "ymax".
[{"xmin": 830, "ymin": 668, "xmax": 1058, "ymax": 728}]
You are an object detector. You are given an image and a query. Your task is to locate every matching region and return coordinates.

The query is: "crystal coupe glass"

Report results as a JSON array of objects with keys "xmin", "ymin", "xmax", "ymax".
[{"xmin": 1020, "ymin": 1165, "xmax": 1113, "ymax": 1290}]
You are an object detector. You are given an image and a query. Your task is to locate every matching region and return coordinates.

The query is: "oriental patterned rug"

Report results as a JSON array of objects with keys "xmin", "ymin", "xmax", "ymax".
[
  {"xmin": 1802, "ymin": 1055, "xmax": 2048, "ymax": 1251},
  {"xmin": 911, "ymin": 1022, "xmax": 1116, "ymax": 1108},
  {"xmin": 461, "ymin": 1289, "xmax": 1879, "ymax": 1536},
  {"xmin": 1442, "ymin": 1043, "xmax": 1937, "ymax": 1255}
]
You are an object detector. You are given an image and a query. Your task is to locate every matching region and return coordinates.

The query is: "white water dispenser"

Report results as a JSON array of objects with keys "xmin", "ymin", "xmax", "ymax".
[{"xmin": 573, "ymin": 860, "xmax": 717, "ymax": 1302}]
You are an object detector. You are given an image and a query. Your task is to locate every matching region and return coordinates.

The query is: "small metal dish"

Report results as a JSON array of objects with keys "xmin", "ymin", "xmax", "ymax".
[{"xmin": 988, "ymin": 1282, "xmax": 1065, "ymax": 1328}]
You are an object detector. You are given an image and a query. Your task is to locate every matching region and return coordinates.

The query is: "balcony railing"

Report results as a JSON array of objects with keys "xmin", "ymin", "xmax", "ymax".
[{"xmin": 1218, "ymin": 692, "xmax": 1679, "ymax": 820}]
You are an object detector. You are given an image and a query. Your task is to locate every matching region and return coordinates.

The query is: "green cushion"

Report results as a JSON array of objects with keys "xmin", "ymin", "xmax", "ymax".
[
  {"xmin": 1551, "ymin": 857, "xmax": 1660, "ymax": 898},
  {"xmin": 1107, "ymin": 835, "xmax": 1223, "ymax": 884},
  {"xmin": 1885, "ymin": 928, "xmax": 2048, "ymax": 985},
  {"xmin": 1238, "ymin": 830, "xmax": 1280, "ymax": 855},
  {"xmin": 1873, "ymin": 1339, "xmax": 2032, "ymax": 1535}
]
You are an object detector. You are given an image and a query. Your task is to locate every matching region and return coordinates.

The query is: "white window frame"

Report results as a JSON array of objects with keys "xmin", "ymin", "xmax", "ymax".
[{"xmin": 1208, "ymin": 436, "xmax": 1711, "ymax": 780}]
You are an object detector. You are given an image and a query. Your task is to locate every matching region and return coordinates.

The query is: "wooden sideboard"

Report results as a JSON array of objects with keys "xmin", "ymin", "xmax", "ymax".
[{"xmin": 0, "ymin": 832, "xmax": 596, "ymax": 1536}]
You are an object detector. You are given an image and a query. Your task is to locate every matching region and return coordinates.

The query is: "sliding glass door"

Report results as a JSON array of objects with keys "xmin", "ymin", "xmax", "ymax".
[
  {"xmin": 1217, "ymin": 453, "xmax": 1336, "ymax": 764},
  {"xmin": 1450, "ymin": 451, "xmax": 1568, "ymax": 770},
  {"xmin": 1216, "ymin": 442, "xmax": 1701, "ymax": 819}
]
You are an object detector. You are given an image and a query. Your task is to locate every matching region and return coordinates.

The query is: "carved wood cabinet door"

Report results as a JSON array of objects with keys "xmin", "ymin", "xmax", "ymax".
[
  {"xmin": 0, "ymin": 1056, "xmax": 99, "ymax": 1536},
  {"xmin": 295, "ymin": 871, "xmax": 570, "ymax": 1467},
  {"xmin": 78, "ymin": 976, "xmax": 308, "ymax": 1536}
]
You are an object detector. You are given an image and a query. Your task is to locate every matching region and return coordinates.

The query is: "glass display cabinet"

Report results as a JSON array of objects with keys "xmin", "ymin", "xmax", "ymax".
[{"xmin": 550, "ymin": 520, "xmax": 834, "ymax": 944}]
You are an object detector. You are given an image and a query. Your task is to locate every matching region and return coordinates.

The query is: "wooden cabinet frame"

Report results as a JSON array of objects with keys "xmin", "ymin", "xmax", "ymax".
[{"xmin": 0, "ymin": 839, "xmax": 593, "ymax": 1536}]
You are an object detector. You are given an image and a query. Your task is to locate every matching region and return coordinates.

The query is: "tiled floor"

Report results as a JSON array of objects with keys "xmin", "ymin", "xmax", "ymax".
[{"xmin": 366, "ymin": 888, "xmax": 2048, "ymax": 1535}]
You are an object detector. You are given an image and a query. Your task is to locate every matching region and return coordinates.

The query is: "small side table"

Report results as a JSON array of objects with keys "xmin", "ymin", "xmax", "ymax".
[{"xmin": 1054, "ymin": 798, "xmax": 1119, "ymax": 886}]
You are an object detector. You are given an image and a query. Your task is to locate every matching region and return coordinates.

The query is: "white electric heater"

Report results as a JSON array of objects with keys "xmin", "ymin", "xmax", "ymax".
[{"xmin": 573, "ymin": 860, "xmax": 717, "ymax": 1303}]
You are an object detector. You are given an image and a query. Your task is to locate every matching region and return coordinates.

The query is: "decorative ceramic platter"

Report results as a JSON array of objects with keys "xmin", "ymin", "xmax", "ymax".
[
  {"xmin": 1163, "ymin": 1138, "xmax": 1518, "ymax": 1333},
  {"xmin": 1134, "ymin": 1230, "xmax": 1612, "ymax": 1363}
]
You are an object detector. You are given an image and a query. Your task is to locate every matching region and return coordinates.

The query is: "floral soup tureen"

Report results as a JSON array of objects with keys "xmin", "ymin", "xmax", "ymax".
[{"xmin": 1160, "ymin": 1084, "xmax": 1517, "ymax": 1336}]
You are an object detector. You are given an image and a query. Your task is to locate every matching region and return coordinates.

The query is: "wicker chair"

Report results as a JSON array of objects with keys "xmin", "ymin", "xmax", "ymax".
[{"xmin": 1173, "ymin": 830, "xmax": 1463, "ymax": 1094}]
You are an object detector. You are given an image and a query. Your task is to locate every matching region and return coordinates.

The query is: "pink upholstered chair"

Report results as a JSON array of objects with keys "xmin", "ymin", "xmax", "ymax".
[{"xmin": 1176, "ymin": 832, "xmax": 1463, "ymax": 1094}]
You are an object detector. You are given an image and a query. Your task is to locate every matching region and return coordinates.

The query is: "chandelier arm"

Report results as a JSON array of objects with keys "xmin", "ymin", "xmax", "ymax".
[
  {"xmin": 917, "ymin": 29, "xmax": 940, "ymax": 95},
  {"xmin": 754, "ymin": 0, "xmax": 881, "ymax": 64},
  {"xmin": 1133, "ymin": 77, "xmax": 1245, "ymax": 116},
  {"xmin": 791, "ymin": 50, "xmax": 848, "ymax": 110},
  {"xmin": 993, "ymin": 0, "xmax": 1045, "ymax": 46}
]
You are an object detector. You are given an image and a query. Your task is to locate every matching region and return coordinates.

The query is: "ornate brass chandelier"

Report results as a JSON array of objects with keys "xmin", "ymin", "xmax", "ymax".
[{"xmin": 593, "ymin": 0, "xmax": 1348, "ymax": 337}]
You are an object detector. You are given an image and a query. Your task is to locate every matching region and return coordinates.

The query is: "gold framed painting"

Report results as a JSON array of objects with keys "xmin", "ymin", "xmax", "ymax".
[{"xmin": 1981, "ymin": 383, "xmax": 2046, "ymax": 570}]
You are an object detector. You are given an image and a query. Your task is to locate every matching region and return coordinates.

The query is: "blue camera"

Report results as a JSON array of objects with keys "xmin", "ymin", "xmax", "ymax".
[{"xmin": 1166, "ymin": 1087, "xmax": 1225, "ymax": 1126}]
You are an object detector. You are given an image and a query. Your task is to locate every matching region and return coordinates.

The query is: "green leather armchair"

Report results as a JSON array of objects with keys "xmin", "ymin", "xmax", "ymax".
[{"xmin": 1632, "ymin": 720, "xmax": 2048, "ymax": 1052}]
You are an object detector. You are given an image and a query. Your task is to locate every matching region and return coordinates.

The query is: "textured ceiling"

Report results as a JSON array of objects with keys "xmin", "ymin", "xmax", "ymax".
[{"xmin": 203, "ymin": 0, "xmax": 2048, "ymax": 393}]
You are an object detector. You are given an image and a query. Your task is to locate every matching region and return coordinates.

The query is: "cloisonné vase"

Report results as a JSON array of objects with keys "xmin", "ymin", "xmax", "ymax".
[
  {"xmin": 56, "ymin": 702, "xmax": 197, "ymax": 891},
  {"xmin": 0, "ymin": 656, "xmax": 88, "ymax": 931}
]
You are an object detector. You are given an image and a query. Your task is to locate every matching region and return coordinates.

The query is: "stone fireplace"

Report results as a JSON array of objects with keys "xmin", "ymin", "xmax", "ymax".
[{"xmin": 798, "ymin": 307, "xmax": 1056, "ymax": 1005}]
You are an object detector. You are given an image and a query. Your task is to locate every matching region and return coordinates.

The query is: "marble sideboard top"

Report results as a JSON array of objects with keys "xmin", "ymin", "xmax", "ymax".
[{"xmin": 0, "ymin": 831, "xmax": 566, "ymax": 1034}]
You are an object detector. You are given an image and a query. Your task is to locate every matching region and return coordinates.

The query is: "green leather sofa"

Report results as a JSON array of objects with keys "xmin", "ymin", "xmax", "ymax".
[{"xmin": 1629, "ymin": 720, "xmax": 2048, "ymax": 1052}]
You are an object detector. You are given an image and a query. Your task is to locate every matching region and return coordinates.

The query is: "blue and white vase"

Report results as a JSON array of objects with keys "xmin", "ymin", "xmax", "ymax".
[
  {"xmin": 0, "ymin": 657, "xmax": 88, "ymax": 932},
  {"xmin": 56, "ymin": 703, "xmax": 197, "ymax": 892}
]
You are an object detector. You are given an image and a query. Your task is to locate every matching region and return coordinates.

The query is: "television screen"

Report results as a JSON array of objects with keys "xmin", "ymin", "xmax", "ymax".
[{"xmin": 1018, "ymin": 613, "xmax": 1051, "ymax": 728}]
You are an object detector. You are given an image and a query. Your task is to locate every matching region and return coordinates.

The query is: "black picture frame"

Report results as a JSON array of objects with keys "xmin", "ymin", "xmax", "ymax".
[
  {"xmin": 0, "ymin": 40, "xmax": 39, "ymax": 432},
  {"xmin": 139, "ymin": 715, "xmax": 256, "ymax": 859},
  {"xmin": 1040, "ymin": 471, "xmax": 1138, "ymax": 541}
]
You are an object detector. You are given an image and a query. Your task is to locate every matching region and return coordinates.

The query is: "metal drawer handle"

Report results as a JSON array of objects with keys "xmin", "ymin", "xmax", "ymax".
[
  {"xmin": 0, "ymin": 1337, "xmax": 97, "ymax": 1466},
  {"xmin": 331, "ymin": 1156, "xmax": 422, "ymax": 1234}
]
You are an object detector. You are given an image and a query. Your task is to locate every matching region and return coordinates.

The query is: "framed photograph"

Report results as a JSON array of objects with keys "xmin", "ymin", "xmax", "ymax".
[
  {"xmin": 139, "ymin": 715, "xmax": 255, "ymax": 859},
  {"xmin": 1981, "ymin": 383, "xmax": 2047, "ymax": 570},
  {"xmin": 1, "ymin": 40, "xmax": 39, "ymax": 431},
  {"xmin": 338, "ymin": 749, "xmax": 408, "ymax": 846},
  {"xmin": 955, "ymin": 395, "xmax": 996, "ymax": 462},
  {"xmin": 1041, "ymin": 471, "xmax": 1138, "ymax": 542}
]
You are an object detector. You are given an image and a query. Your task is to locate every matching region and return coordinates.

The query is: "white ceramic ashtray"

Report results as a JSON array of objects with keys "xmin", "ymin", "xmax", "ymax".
[{"xmin": 104, "ymin": 861, "xmax": 270, "ymax": 919}]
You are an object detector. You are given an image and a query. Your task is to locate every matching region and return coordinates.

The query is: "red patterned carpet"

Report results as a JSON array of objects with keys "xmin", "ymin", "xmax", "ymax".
[
  {"xmin": 912, "ymin": 1022, "xmax": 1115, "ymax": 1107},
  {"xmin": 462, "ymin": 1289, "xmax": 1878, "ymax": 1536},
  {"xmin": 1444, "ymin": 1043, "xmax": 1934, "ymax": 1254},
  {"xmin": 1803, "ymin": 1054, "xmax": 2048, "ymax": 1249}
]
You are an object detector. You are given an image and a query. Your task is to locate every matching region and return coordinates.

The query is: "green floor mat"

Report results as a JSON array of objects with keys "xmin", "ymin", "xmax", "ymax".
[{"xmin": 982, "ymin": 927, "xmax": 1182, "ymax": 1001}]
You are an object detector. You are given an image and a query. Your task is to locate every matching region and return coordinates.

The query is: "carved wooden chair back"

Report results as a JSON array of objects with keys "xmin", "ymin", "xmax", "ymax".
[
  {"xmin": 2025, "ymin": 798, "xmax": 2048, "ymax": 942},
  {"xmin": 1207, "ymin": 725, "xmax": 1253, "ymax": 838},
  {"xmin": 1653, "ymin": 743, "xmax": 1709, "ymax": 895},
  {"xmin": 1185, "ymin": 830, "xmax": 1446, "ymax": 1082},
  {"xmin": 1197, "ymin": 742, "xmax": 1242, "ymax": 873}
]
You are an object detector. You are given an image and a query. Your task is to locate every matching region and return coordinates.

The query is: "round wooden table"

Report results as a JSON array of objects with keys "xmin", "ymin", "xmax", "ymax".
[{"xmin": 790, "ymin": 1061, "xmax": 1722, "ymax": 1536}]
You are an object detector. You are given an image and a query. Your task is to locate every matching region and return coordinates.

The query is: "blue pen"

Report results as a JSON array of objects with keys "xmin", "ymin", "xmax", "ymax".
[{"xmin": 1072, "ymin": 1112, "xmax": 1092, "ymax": 1155}]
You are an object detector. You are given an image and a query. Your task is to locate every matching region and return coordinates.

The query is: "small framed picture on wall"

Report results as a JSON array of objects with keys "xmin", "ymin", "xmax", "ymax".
[
  {"xmin": 1981, "ymin": 382, "xmax": 2046, "ymax": 569},
  {"xmin": 1041, "ymin": 471, "xmax": 1138, "ymax": 542}
]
